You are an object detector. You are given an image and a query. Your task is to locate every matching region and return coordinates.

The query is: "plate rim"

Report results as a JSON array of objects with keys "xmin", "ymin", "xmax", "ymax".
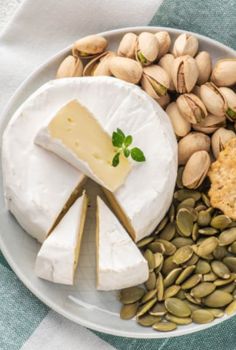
[{"xmin": 0, "ymin": 26, "xmax": 236, "ymax": 339}]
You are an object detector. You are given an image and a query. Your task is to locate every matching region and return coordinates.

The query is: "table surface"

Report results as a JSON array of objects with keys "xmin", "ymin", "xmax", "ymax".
[{"xmin": 0, "ymin": 0, "xmax": 21, "ymax": 32}]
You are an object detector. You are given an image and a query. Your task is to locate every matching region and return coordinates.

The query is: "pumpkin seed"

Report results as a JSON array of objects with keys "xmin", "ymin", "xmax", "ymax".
[
  {"xmin": 203, "ymin": 272, "xmax": 218, "ymax": 282},
  {"xmin": 195, "ymin": 260, "xmax": 211, "ymax": 274},
  {"xmin": 184, "ymin": 300, "xmax": 201, "ymax": 311},
  {"xmin": 214, "ymin": 274, "xmax": 236, "ymax": 286},
  {"xmin": 137, "ymin": 315, "xmax": 161, "ymax": 326},
  {"xmin": 205, "ymin": 308, "xmax": 224, "ymax": 318},
  {"xmin": 174, "ymin": 189, "xmax": 201, "ymax": 201},
  {"xmin": 155, "ymin": 216, "xmax": 169, "ymax": 235},
  {"xmin": 211, "ymin": 261, "xmax": 231, "ymax": 279},
  {"xmin": 195, "ymin": 204, "xmax": 207, "ymax": 212},
  {"xmin": 223, "ymin": 257, "xmax": 236, "ymax": 273},
  {"xmin": 156, "ymin": 273, "xmax": 164, "ymax": 301},
  {"xmin": 219, "ymin": 282, "xmax": 236, "ymax": 293},
  {"xmin": 195, "ymin": 237, "xmax": 219, "ymax": 257},
  {"xmin": 176, "ymin": 208, "xmax": 196, "ymax": 236},
  {"xmin": 177, "ymin": 198, "xmax": 195, "ymax": 211},
  {"xmin": 165, "ymin": 314, "xmax": 192, "ymax": 325},
  {"xmin": 168, "ymin": 204, "xmax": 175, "ymax": 223},
  {"xmin": 181, "ymin": 274, "xmax": 202, "ymax": 290},
  {"xmin": 163, "ymin": 268, "xmax": 182, "ymax": 288},
  {"xmin": 192, "ymin": 222, "xmax": 199, "ymax": 241},
  {"xmin": 148, "ymin": 242, "xmax": 166, "ymax": 254},
  {"xmin": 164, "ymin": 285, "xmax": 181, "ymax": 299},
  {"xmin": 137, "ymin": 236, "xmax": 155, "ymax": 248},
  {"xmin": 201, "ymin": 193, "xmax": 211, "ymax": 207},
  {"xmin": 171, "ymin": 237, "xmax": 194, "ymax": 248},
  {"xmin": 176, "ymin": 167, "xmax": 184, "ymax": 189},
  {"xmin": 198, "ymin": 227, "xmax": 218, "ymax": 235},
  {"xmin": 120, "ymin": 287, "xmax": 145, "ymax": 304},
  {"xmin": 160, "ymin": 222, "xmax": 176, "ymax": 241},
  {"xmin": 219, "ymin": 228, "xmax": 236, "ymax": 246},
  {"xmin": 225, "ymin": 300, "xmax": 236, "ymax": 315},
  {"xmin": 153, "ymin": 321, "xmax": 177, "ymax": 332},
  {"xmin": 162, "ymin": 256, "xmax": 178, "ymax": 276},
  {"xmin": 145, "ymin": 272, "xmax": 157, "ymax": 291},
  {"xmin": 120, "ymin": 302, "xmax": 139, "ymax": 320},
  {"xmin": 141, "ymin": 289, "xmax": 157, "ymax": 304},
  {"xmin": 176, "ymin": 265, "xmax": 196, "ymax": 285},
  {"xmin": 228, "ymin": 242, "xmax": 236, "ymax": 254},
  {"xmin": 136, "ymin": 298, "xmax": 158, "ymax": 317},
  {"xmin": 211, "ymin": 215, "xmax": 232, "ymax": 230},
  {"xmin": 185, "ymin": 293, "xmax": 202, "ymax": 305},
  {"xmin": 192, "ymin": 309, "xmax": 214, "ymax": 324},
  {"xmin": 165, "ymin": 298, "xmax": 191, "ymax": 317},
  {"xmin": 176, "ymin": 289, "xmax": 186, "ymax": 300},
  {"xmin": 213, "ymin": 246, "xmax": 228, "ymax": 260},
  {"xmin": 153, "ymin": 253, "xmax": 164, "ymax": 269},
  {"xmin": 183, "ymin": 253, "xmax": 199, "ymax": 267},
  {"xmin": 155, "ymin": 239, "xmax": 176, "ymax": 256},
  {"xmin": 203, "ymin": 291, "xmax": 233, "ymax": 307},
  {"xmin": 173, "ymin": 245, "xmax": 193, "ymax": 265},
  {"xmin": 191, "ymin": 282, "xmax": 216, "ymax": 298},
  {"xmin": 149, "ymin": 302, "xmax": 167, "ymax": 316},
  {"xmin": 197, "ymin": 211, "xmax": 211, "ymax": 227}
]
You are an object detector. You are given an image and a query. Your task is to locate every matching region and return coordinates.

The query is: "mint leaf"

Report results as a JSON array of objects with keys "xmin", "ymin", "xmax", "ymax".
[
  {"xmin": 131, "ymin": 147, "xmax": 146, "ymax": 162},
  {"xmin": 117, "ymin": 128, "xmax": 125, "ymax": 138},
  {"xmin": 124, "ymin": 148, "xmax": 130, "ymax": 158},
  {"xmin": 124, "ymin": 135, "xmax": 133, "ymax": 147},
  {"xmin": 112, "ymin": 153, "xmax": 120, "ymax": 167},
  {"xmin": 112, "ymin": 131, "xmax": 124, "ymax": 147}
]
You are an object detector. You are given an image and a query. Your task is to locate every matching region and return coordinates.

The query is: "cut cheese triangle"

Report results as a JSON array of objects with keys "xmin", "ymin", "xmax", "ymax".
[
  {"xmin": 35, "ymin": 99, "xmax": 131, "ymax": 192},
  {"xmin": 96, "ymin": 196, "xmax": 149, "ymax": 291},
  {"xmin": 35, "ymin": 191, "xmax": 88, "ymax": 285}
]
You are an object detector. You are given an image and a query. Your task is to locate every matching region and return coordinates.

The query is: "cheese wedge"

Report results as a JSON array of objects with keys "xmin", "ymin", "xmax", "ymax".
[
  {"xmin": 35, "ymin": 191, "xmax": 88, "ymax": 285},
  {"xmin": 35, "ymin": 100, "xmax": 131, "ymax": 192},
  {"xmin": 96, "ymin": 196, "xmax": 149, "ymax": 290}
]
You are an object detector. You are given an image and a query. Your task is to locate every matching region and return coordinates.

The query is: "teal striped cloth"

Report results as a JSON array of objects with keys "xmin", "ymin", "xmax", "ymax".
[{"xmin": 1, "ymin": 0, "xmax": 236, "ymax": 349}]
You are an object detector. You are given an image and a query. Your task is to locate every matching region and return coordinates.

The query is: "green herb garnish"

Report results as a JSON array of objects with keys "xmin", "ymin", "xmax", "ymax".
[{"xmin": 112, "ymin": 128, "xmax": 146, "ymax": 167}]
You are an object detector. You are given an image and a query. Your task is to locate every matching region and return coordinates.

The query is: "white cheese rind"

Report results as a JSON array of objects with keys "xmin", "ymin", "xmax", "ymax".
[
  {"xmin": 35, "ymin": 192, "xmax": 87, "ymax": 285},
  {"xmin": 96, "ymin": 197, "xmax": 149, "ymax": 291}
]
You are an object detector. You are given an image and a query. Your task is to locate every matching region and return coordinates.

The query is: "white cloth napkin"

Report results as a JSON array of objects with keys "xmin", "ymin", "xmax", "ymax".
[{"xmin": 0, "ymin": 0, "xmax": 163, "ymax": 349}]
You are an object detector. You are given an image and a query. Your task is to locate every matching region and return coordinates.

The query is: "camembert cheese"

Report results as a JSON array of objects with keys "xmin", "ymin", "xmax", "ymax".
[
  {"xmin": 96, "ymin": 196, "xmax": 149, "ymax": 290},
  {"xmin": 35, "ymin": 191, "xmax": 88, "ymax": 285},
  {"xmin": 35, "ymin": 99, "xmax": 131, "ymax": 192}
]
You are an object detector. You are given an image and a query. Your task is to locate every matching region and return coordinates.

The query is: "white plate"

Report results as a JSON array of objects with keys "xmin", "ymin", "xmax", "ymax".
[{"xmin": 0, "ymin": 26, "xmax": 236, "ymax": 339}]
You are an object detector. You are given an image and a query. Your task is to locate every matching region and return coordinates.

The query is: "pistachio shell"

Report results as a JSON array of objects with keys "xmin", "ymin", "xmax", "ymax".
[
  {"xmin": 117, "ymin": 33, "xmax": 137, "ymax": 58},
  {"xmin": 178, "ymin": 132, "xmax": 210, "ymax": 165},
  {"xmin": 173, "ymin": 33, "xmax": 199, "ymax": 57},
  {"xmin": 192, "ymin": 309, "xmax": 214, "ymax": 324},
  {"xmin": 83, "ymin": 51, "xmax": 114, "ymax": 76},
  {"xmin": 172, "ymin": 55, "xmax": 199, "ymax": 93},
  {"xmin": 56, "ymin": 55, "xmax": 83, "ymax": 78},
  {"xmin": 219, "ymin": 87, "xmax": 236, "ymax": 121},
  {"xmin": 72, "ymin": 35, "xmax": 107, "ymax": 57},
  {"xmin": 152, "ymin": 322, "xmax": 177, "ymax": 332},
  {"xmin": 141, "ymin": 65, "xmax": 170, "ymax": 99},
  {"xmin": 156, "ymin": 94, "xmax": 171, "ymax": 109},
  {"xmin": 159, "ymin": 54, "xmax": 175, "ymax": 90},
  {"xmin": 136, "ymin": 32, "xmax": 159, "ymax": 65},
  {"xmin": 193, "ymin": 114, "xmax": 226, "ymax": 134},
  {"xmin": 176, "ymin": 93, "xmax": 208, "ymax": 124},
  {"xmin": 109, "ymin": 56, "xmax": 142, "ymax": 84},
  {"xmin": 200, "ymin": 82, "xmax": 228, "ymax": 117},
  {"xmin": 203, "ymin": 290, "xmax": 233, "ymax": 307},
  {"xmin": 155, "ymin": 31, "xmax": 171, "ymax": 59},
  {"xmin": 120, "ymin": 287, "xmax": 145, "ymax": 304},
  {"xmin": 165, "ymin": 298, "xmax": 191, "ymax": 317},
  {"xmin": 211, "ymin": 58, "xmax": 236, "ymax": 86},
  {"xmin": 182, "ymin": 151, "xmax": 211, "ymax": 189},
  {"xmin": 195, "ymin": 51, "xmax": 212, "ymax": 85},
  {"xmin": 191, "ymin": 282, "xmax": 216, "ymax": 298},
  {"xmin": 211, "ymin": 127, "xmax": 235, "ymax": 158},
  {"xmin": 166, "ymin": 102, "xmax": 191, "ymax": 137}
]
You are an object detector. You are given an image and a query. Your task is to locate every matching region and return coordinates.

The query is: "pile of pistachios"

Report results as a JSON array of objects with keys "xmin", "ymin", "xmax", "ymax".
[{"xmin": 56, "ymin": 31, "xmax": 236, "ymax": 332}]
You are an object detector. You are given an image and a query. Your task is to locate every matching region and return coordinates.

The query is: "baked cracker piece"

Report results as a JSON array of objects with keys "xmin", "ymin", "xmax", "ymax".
[{"xmin": 208, "ymin": 137, "xmax": 236, "ymax": 220}]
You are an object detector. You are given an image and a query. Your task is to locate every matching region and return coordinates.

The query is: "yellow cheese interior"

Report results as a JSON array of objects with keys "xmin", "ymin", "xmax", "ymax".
[
  {"xmin": 96, "ymin": 198, "xmax": 99, "ymax": 287},
  {"xmin": 48, "ymin": 100, "xmax": 131, "ymax": 192}
]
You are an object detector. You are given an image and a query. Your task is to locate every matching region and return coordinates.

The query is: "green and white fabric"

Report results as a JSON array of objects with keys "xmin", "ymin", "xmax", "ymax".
[{"xmin": 0, "ymin": 0, "xmax": 236, "ymax": 349}]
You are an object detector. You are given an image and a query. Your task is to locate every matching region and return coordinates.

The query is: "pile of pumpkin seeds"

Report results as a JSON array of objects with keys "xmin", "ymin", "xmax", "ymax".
[{"xmin": 119, "ymin": 170, "xmax": 236, "ymax": 332}]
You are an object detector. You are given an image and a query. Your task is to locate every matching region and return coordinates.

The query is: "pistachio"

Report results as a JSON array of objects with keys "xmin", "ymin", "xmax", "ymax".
[
  {"xmin": 195, "ymin": 51, "xmax": 212, "ymax": 85},
  {"xmin": 200, "ymin": 82, "xmax": 228, "ymax": 117},
  {"xmin": 195, "ymin": 260, "xmax": 211, "ymax": 274},
  {"xmin": 210, "ymin": 215, "xmax": 232, "ymax": 230},
  {"xmin": 173, "ymin": 33, "xmax": 199, "ymax": 57},
  {"xmin": 193, "ymin": 114, "xmax": 226, "ymax": 134},
  {"xmin": 137, "ymin": 314, "xmax": 161, "ymax": 326},
  {"xmin": 56, "ymin": 55, "xmax": 83, "ymax": 78},
  {"xmin": 219, "ymin": 87, "xmax": 236, "ymax": 121},
  {"xmin": 191, "ymin": 282, "xmax": 216, "ymax": 298},
  {"xmin": 182, "ymin": 151, "xmax": 211, "ymax": 189},
  {"xmin": 211, "ymin": 261, "xmax": 231, "ymax": 279},
  {"xmin": 176, "ymin": 208, "xmax": 195, "ymax": 236},
  {"xmin": 120, "ymin": 286, "xmax": 145, "ymax": 304},
  {"xmin": 225, "ymin": 300, "xmax": 236, "ymax": 316},
  {"xmin": 117, "ymin": 33, "xmax": 137, "ymax": 58},
  {"xmin": 157, "ymin": 94, "xmax": 171, "ymax": 109},
  {"xmin": 166, "ymin": 102, "xmax": 191, "ymax": 137},
  {"xmin": 141, "ymin": 65, "xmax": 169, "ymax": 99},
  {"xmin": 176, "ymin": 93, "xmax": 207, "ymax": 124},
  {"xmin": 155, "ymin": 31, "xmax": 171, "ymax": 59},
  {"xmin": 211, "ymin": 127, "xmax": 235, "ymax": 158},
  {"xmin": 203, "ymin": 290, "xmax": 233, "ymax": 307},
  {"xmin": 165, "ymin": 314, "xmax": 192, "ymax": 325},
  {"xmin": 172, "ymin": 55, "xmax": 199, "ymax": 93},
  {"xmin": 83, "ymin": 51, "xmax": 114, "ymax": 76},
  {"xmin": 165, "ymin": 298, "xmax": 191, "ymax": 317},
  {"xmin": 135, "ymin": 32, "xmax": 159, "ymax": 66},
  {"xmin": 178, "ymin": 132, "xmax": 210, "ymax": 165},
  {"xmin": 72, "ymin": 35, "xmax": 107, "ymax": 58},
  {"xmin": 195, "ymin": 237, "xmax": 219, "ymax": 257},
  {"xmin": 223, "ymin": 257, "xmax": 236, "ymax": 273},
  {"xmin": 152, "ymin": 321, "xmax": 177, "ymax": 332},
  {"xmin": 192, "ymin": 309, "xmax": 214, "ymax": 324},
  {"xmin": 109, "ymin": 56, "xmax": 142, "ymax": 84},
  {"xmin": 219, "ymin": 228, "xmax": 236, "ymax": 246},
  {"xmin": 159, "ymin": 54, "xmax": 175, "ymax": 90},
  {"xmin": 211, "ymin": 58, "xmax": 236, "ymax": 86}
]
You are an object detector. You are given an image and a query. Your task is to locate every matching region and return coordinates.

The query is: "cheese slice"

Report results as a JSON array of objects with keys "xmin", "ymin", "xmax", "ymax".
[
  {"xmin": 35, "ymin": 191, "xmax": 88, "ymax": 285},
  {"xmin": 96, "ymin": 196, "xmax": 149, "ymax": 290},
  {"xmin": 35, "ymin": 99, "xmax": 131, "ymax": 192}
]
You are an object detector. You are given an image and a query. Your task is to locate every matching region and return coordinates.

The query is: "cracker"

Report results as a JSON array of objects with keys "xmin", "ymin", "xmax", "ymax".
[{"xmin": 208, "ymin": 137, "xmax": 236, "ymax": 220}]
